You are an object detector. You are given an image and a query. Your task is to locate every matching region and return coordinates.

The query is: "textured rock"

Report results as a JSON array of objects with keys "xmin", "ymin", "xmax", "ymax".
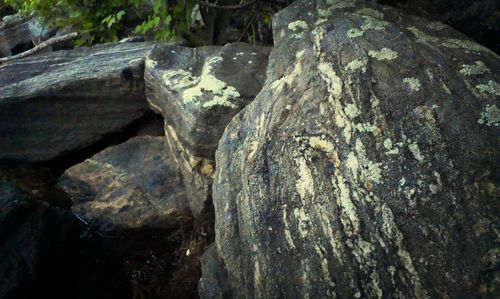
[
  {"xmin": 0, "ymin": 180, "xmax": 78, "ymax": 299},
  {"xmin": 58, "ymin": 136, "xmax": 191, "ymax": 235},
  {"xmin": 0, "ymin": 42, "xmax": 153, "ymax": 163},
  {"xmin": 199, "ymin": 244, "xmax": 233, "ymax": 299},
  {"xmin": 145, "ymin": 43, "xmax": 270, "ymax": 221},
  {"xmin": 208, "ymin": 1, "xmax": 499, "ymax": 298},
  {"xmin": 375, "ymin": 0, "xmax": 500, "ymax": 54}
]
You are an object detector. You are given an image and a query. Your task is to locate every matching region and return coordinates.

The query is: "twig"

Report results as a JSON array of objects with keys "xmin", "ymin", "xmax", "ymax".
[
  {"xmin": 196, "ymin": 0, "xmax": 256, "ymax": 9},
  {"xmin": 238, "ymin": 14, "xmax": 258, "ymax": 42},
  {"xmin": 0, "ymin": 32, "xmax": 79, "ymax": 64}
]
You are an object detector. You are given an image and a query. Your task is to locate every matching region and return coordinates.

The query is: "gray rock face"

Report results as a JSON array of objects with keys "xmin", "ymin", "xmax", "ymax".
[
  {"xmin": 58, "ymin": 136, "xmax": 191, "ymax": 235},
  {"xmin": 375, "ymin": 0, "xmax": 500, "ymax": 54},
  {"xmin": 198, "ymin": 244, "xmax": 233, "ymax": 299},
  {"xmin": 0, "ymin": 42, "xmax": 153, "ymax": 163},
  {"xmin": 1, "ymin": 15, "xmax": 36, "ymax": 57},
  {"xmin": 0, "ymin": 180, "xmax": 78, "ymax": 299},
  {"xmin": 208, "ymin": 1, "xmax": 499, "ymax": 298},
  {"xmin": 145, "ymin": 43, "xmax": 270, "ymax": 221}
]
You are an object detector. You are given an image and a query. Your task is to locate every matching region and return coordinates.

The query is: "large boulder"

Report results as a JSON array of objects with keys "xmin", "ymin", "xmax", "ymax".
[
  {"xmin": 207, "ymin": 1, "xmax": 499, "ymax": 298},
  {"xmin": 0, "ymin": 42, "xmax": 153, "ymax": 163},
  {"xmin": 58, "ymin": 136, "xmax": 191, "ymax": 235},
  {"xmin": 0, "ymin": 180, "xmax": 78, "ymax": 299},
  {"xmin": 145, "ymin": 43, "xmax": 270, "ymax": 221},
  {"xmin": 375, "ymin": 0, "xmax": 500, "ymax": 54},
  {"xmin": 0, "ymin": 14, "xmax": 49, "ymax": 57}
]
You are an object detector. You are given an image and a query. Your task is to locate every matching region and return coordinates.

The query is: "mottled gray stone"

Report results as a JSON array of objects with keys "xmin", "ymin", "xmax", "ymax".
[
  {"xmin": 0, "ymin": 42, "xmax": 153, "ymax": 163},
  {"xmin": 198, "ymin": 244, "xmax": 233, "ymax": 299},
  {"xmin": 58, "ymin": 136, "xmax": 191, "ymax": 235},
  {"xmin": 145, "ymin": 42, "xmax": 270, "ymax": 221},
  {"xmin": 0, "ymin": 180, "xmax": 78, "ymax": 299},
  {"xmin": 208, "ymin": 1, "xmax": 500, "ymax": 298},
  {"xmin": 374, "ymin": 0, "xmax": 499, "ymax": 54}
]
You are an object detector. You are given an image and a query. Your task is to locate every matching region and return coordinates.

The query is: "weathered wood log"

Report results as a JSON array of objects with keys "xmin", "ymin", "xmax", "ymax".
[
  {"xmin": 145, "ymin": 42, "xmax": 270, "ymax": 221},
  {"xmin": 205, "ymin": 0, "xmax": 499, "ymax": 298},
  {"xmin": 0, "ymin": 42, "xmax": 154, "ymax": 162}
]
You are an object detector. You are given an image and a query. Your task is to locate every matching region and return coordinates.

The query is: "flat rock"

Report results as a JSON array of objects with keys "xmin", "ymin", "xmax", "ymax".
[
  {"xmin": 0, "ymin": 42, "xmax": 154, "ymax": 163},
  {"xmin": 58, "ymin": 136, "xmax": 191, "ymax": 235},
  {"xmin": 0, "ymin": 180, "xmax": 78, "ymax": 299},
  {"xmin": 145, "ymin": 43, "xmax": 270, "ymax": 221},
  {"xmin": 208, "ymin": 1, "xmax": 499, "ymax": 298}
]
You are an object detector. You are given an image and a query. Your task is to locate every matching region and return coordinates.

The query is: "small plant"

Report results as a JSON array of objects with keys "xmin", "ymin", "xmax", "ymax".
[{"xmin": 5, "ymin": 0, "xmax": 195, "ymax": 45}]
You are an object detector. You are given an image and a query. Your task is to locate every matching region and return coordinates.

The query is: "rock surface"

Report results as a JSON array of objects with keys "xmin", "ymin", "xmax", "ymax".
[
  {"xmin": 375, "ymin": 0, "xmax": 500, "ymax": 54},
  {"xmin": 0, "ymin": 15, "xmax": 48, "ymax": 57},
  {"xmin": 145, "ymin": 43, "xmax": 270, "ymax": 221},
  {"xmin": 58, "ymin": 136, "xmax": 191, "ymax": 235},
  {"xmin": 0, "ymin": 42, "xmax": 153, "ymax": 163},
  {"xmin": 207, "ymin": 1, "xmax": 499, "ymax": 298},
  {"xmin": 0, "ymin": 180, "xmax": 78, "ymax": 299},
  {"xmin": 198, "ymin": 244, "xmax": 233, "ymax": 299}
]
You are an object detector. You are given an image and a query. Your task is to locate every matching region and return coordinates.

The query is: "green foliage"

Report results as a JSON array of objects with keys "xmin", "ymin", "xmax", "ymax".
[{"xmin": 5, "ymin": 0, "xmax": 195, "ymax": 45}]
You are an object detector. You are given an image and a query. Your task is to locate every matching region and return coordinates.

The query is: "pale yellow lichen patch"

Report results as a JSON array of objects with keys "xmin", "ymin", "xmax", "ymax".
[
  {"xmin": 271, "ymin": 51, "xmax": 305, "ymax": 93},
  {"xmin": 407, "ymin": 26, "xmax": 439, "ymax": 43},
  {"xmin": 356, "ymin": 8, "xmax": 384, "ymax": 19},
  {"xmin": 365, "ymin": 161, "xmax": 383, "ymax": 184},
  {"xmin": 478, "ymin": 104, "xmax": 500, "ymax": 127},
  {"xmin": 181, "ymin": 56, "xmax": 240, "ymax": 108},
  {"xmin": 345, "ymin": 58, "xmax": 367, "ymax": 73},
  {"xmin": 145, "ymin": 57, "xmax": 157, "ymax": 69},
  {"xmin": 319, "ymin": 0, "xmax": 354, "ymax": 18},
  {"xmin": 346, "ymin": 152, "xmax": 359, "ymax": 178},
  {"xmin": 426, "ymin": 22, "xmax": 447, "ymax": 30},
  {"xmin": 355, "ymin": 123, "xmax": 379, "ymax": 135},
  {"xmin": 347, "ymin": 28, "xmax": 364, "ymax": 38},
  {"xmin": 288, "ymin": 20, "xmax": 307, "ymax": 39},
  {"xmin": 408, "ymin": 143, "xmax": 424, "ymax": 162},
  {"xmin": 383, "ymin": 138, "xmax": 392, "ymax": 150},
  {"xmin": 459, "ymin": 61, "xmax": 490, "ymax": 76},
  {"xmin": 282, "ymin": 206, "xmax": 296, "ymax": 249},
  {"xmin": 317, "ymin": 62, "xmax": 343, "ymax": 98},
  {"xmin": 162, "ymin": 69, "xmax": 196, "ymax": 88},
  {"xmin": 334, "ymin": 176, "xmax": 361, "ymax": 234},
  {"xmin": 90, "ymin": 196, "xmax": 130, "ymax": 210},
  {"xmin": 476, "ymin": 80, "xmax": 500, "ymax": 96},
  {"xmin": 309, "ymin": 136, "xmax": 335, "ymax": 155},
  {"xmin": 293, "ymin": 207, "xmax": 311, "ymax": 238},
  {"xmin": 383, "ymin": 138, "xmax": 400, "ymax": 155},
  {"xmin": 360, "ymin": 15, "xmax": 389, "ymax": 31},
  {"xmin": 344, "ymin": 103, "xmax": 360, "ymax": 119},
  {"xmin": 380, "ymin": 205, "xmax": 428, "ymax": 298},
  {"xmin": 442, "ymin": 38, "xmax": 490, "ymax": 52},
  {"xmin": 296, "ymin": 157, "xmax": 315, "ymax": 200},
  {"xmin": 200, "ymin": 160, "xmax": 214, "ymax": 177},
  {"xmin": 368, "ymin": 48, "xmax": 398, "ymax": 61},
  {"xmin": 403, "ymin": 77, "xmax": 422, "ymax": 93}
]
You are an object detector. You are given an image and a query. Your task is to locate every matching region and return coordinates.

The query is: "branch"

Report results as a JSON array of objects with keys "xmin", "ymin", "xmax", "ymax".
[
  {"xmin": 0, "ymin": 32, "xmax": 79, "ymax": 64},
  {"xmin": 196, "ymin": 0, "xmax": 256, "ymax": 9}
]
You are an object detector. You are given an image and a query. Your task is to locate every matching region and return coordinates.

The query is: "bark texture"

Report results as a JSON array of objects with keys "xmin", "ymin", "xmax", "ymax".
[
  {"xmin": 0, "ymin": 42, "xmax": 153, "ymax": 162},
  {"xmin": 145, "ymin": 43, "xmax": 270, "ymax": 221},
  {"xmin": 207, "ymin": 1, "xmax": 500, "ymax": 298}
]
